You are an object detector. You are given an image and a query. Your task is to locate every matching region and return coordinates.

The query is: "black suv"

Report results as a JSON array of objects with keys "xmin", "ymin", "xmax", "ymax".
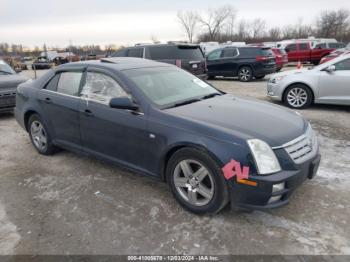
[
  {"xmin": 206, "ymin": 46, "xmax": 276, "ymax": 82},
  {"xmin": 111, "ymin": 43, "xmax": 207, "ymax": 79}
]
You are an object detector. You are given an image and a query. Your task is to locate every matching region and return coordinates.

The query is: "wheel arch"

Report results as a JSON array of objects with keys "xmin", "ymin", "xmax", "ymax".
[
  {"xmin": 24, "ymin": 110, "xmax": 39, "ymax": 132},
  {"xmin": 160, "ymin": 142, "xmax": 223, "ymax": 182}
]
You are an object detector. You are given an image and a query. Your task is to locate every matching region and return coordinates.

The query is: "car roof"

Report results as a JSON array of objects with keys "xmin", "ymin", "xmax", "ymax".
[
  {"xmin": 129, "ymin": 43, "xmax": 200, "ymax": 48},
  {"xmin": 57, "ymin": 57, "xmax": 172, "ymax": 71}
]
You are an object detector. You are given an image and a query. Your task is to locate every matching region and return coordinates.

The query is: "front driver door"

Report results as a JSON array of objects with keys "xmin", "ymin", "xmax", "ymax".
[
  {"xmin": 318, "ymin": 58, "xmax": 350, "ymax": 105},
  {"xmin": 206, "ymin": 49, "xmax": 223, "ymax": 75},
  {"xmin": 78, "ymin": 68, "xmax": 149, "ymax": 171}
]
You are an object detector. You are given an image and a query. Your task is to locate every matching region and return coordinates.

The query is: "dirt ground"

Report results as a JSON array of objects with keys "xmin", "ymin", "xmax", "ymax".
[{"xmin": 0, "ymin": 68, "xmax": 349, "ymax": 255}]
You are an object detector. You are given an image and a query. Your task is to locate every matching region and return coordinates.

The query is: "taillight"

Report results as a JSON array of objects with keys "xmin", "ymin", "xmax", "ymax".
[
  {"xmin": 175, "ymin": 59, "xmax": 182, "ymax": 68},
  {"xmin": 256, "ymin": 56, "xmax": 269, "ymax": 62}
]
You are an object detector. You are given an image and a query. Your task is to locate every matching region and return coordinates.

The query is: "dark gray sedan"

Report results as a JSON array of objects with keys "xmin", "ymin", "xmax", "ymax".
[
  {"xmin": 15, "ymin": 58, "xmax": 320, "ymax": 214},
  {"xmin": 0, "ymin": 59, "xmax": 28, "ymax": 113}
]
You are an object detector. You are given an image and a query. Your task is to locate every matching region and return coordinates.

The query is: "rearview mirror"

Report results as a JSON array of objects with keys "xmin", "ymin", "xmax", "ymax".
[
  {"xmin": 325, "ymin": 65, "xmax": 336, "ymax": 73},
  {"xmin": 109, "ymin": 97, "xmax": 139, "ymax": 111}
]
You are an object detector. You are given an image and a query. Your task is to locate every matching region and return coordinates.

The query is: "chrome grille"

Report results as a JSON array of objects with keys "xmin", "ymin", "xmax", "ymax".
[
  {"xmin": 274, "ymin": 125, "xmax": 318, "ymax": 164},
  {"xmin": 0, "ymin": 92, "xmax": 16, "ymax": 107}
]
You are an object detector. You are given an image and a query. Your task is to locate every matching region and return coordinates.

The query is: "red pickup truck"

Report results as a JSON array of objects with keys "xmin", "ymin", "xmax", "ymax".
[{"xmin": 284, "ymin": 42, "xmax": 335, "ymax": 65}]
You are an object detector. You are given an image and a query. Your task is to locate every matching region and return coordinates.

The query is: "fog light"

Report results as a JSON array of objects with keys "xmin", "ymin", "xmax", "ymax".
[
  {"xmin": 272, "ymin": 182, "xmax": 285, "ymax": 193},
  {"xmin": 268, "ymin": 195, "xmax": 282, "ymax": 204}
]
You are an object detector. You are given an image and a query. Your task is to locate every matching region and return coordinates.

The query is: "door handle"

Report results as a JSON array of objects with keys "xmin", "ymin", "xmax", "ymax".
[
  {"xmin": 44, "ymin": 97, "xmax": 52, "ymax": 104},
  {"xmin": 84, "ymin": 109, "xmax": 94, "ymax": 117}
]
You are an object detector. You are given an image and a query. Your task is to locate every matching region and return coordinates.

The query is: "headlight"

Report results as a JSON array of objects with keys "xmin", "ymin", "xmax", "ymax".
[
  {"xmin": 247, "ymin": 139, "xmax": 281, "ymax": 175},
  {"xmin": 270, "ymin": 75, "xmax": 286, "ymax": 84}
]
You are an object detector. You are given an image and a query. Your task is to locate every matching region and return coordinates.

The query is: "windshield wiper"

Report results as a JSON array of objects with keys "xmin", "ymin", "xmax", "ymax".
[
  {"xmin": 201, "ymin": 93, "xmax": 221, "ymax": 100},
  {"xmin": 171, "ymin": 98, "xmax": 202, "ymax": 108}
]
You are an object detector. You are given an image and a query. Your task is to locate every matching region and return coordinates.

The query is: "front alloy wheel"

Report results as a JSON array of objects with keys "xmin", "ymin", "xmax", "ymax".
[
  {"xmin": 173, "ymin": 159, "xmax": 214, "ymax": 206},
  {"xmin": 284, "ymin": 84, "xmax": 312, "ymax": 109},
  {"xmin": 166, "ymin": 148, "xmax": 229, "ymax": 214}
]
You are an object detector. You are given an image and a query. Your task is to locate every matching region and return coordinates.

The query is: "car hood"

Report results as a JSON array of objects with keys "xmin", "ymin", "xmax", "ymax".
[
  {"xmin": 165, "ymin": 94, "xmax": 307, "ymax": 147},
  {"xmin": 0, "ymin": 74, "xmax": 29, "ymax": 89},
  {"xmin": 271, "ymin": 68, "xmax": 310, "ymax": 79}
]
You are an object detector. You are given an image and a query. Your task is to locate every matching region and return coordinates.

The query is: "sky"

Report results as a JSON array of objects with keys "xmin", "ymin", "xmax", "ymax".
[{"xmin": 0, "ymin": 0, "xmax": 348, "ymax": 47}]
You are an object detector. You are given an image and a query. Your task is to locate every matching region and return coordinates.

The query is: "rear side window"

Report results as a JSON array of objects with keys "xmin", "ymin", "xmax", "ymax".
[
  {"xmin": 128, "ymin": 48, "xmax": 143, "ymax": 58},
  {"xmin": 286, "ymin": 44, "xmax": 297, "ymax": 51},
  {"xmin": 299, "ymin": 43, "xmax": 309, "ymax": 50},
  {"xmin": 149, "ymin": 46, "xmax": 176, "ymax": 59},
  {"xmin": 207, "ymin": 49, "xmax": 222, "ymax": 60},
  {"xmin": 222, "ymin": 48, "xmax": 238, "ymax": 58},
  {"xmin": 81, "ymin": 72, "xmax": 128, "ymax": 104},
  {"xmin": 112, "ymin": 49, "xmax": 128, "ymax": 57},
  {"xmin": 238, "ymin": 48, "xmax": 260, "ymax": 57},
  {"xmin": 57, "ymin": 72, "xmax": 82, "ymax": 96},
  {"xmin": 45, "ymin": 74, "xmax": 60, "ymax": 91},
  {"xmin": 149, "ymin": 46, "xmax": 204, "ymax": 60}
]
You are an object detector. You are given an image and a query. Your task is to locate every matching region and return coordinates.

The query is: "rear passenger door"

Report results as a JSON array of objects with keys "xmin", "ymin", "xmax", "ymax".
[
  {"xmin": 37, "ymin": 70, "xmax": 84, "ymax": 150},
  {"xmin": 298, "ymin": 43, "xmax": 311, "ymax": 62}
]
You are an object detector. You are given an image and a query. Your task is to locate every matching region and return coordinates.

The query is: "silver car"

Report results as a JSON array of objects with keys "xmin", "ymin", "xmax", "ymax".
[{"xmin": 267, "ymin": 53, "xmax": 350, "ymax": 109}]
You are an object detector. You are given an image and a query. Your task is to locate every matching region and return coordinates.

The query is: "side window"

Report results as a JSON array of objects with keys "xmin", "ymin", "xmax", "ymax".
[
  {"xmin": 207, "ymin": 49, "xmax": 222, "ymax": 60},
  {"xmin": 222, "ymin": 48, "xmax": 238, "ymax": 58},
  {"xmin": 128, "ymin": 48, "xmax": 143, "ymax": 58},
  {"xmin": 286, "ymin": 44, "xmax": 297, "ymax": 52},
  {"xmin": 148, "ymin": 46, "xmax": 176, "ymax": 60},
  {"xmin": 316, "ymin": 43, "xmax": 327, "ymax": 49},
  {"xmin": 112, "ymin": 49, "xmax": 127, "ymax": 57},
  {"xmin": 57, "ymin": 72, "xmax": 82, "ymax": 96},
  {"xmin": 299, "ymin": 43, "xmax": 309, "ymax": 50},
  {"xmin": 334, "ymin": 59, "xmax": 350, "ymax": 71},
  {"xmin": 45, "ymin": 74, "xmax": 60, "ymax": 91},
  {"xmin": 81, "ymin": 72, "xmax": 128, "ymax": 104}
]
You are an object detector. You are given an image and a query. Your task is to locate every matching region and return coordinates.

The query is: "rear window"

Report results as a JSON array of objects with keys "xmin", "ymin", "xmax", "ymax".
[
  {"xmin": 260, "ymin": 48, "xmax": 273, "ymax": 56},
  {"xmin": 149, "ymin": 46, "xmax": 204, "ymax": 60},
  {"xmin": 329, "ymin": 43, "xmax": 345, "ymax": 48}
]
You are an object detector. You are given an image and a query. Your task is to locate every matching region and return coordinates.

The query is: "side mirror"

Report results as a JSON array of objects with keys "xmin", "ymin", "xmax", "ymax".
[
  {"xmin": 109, "ymin": 97, "xmax": 139, "ymax": 111},
  {"xmin": 15, "ymin": 68, "xmax": 22, "ymax": 73},
  {"xmin": 325, "ymin": 65, "xmax": 336, "ymax": 73},
  {"xmin": 285, "ymin": 48, "xmax": 289, "ymax": 53}
]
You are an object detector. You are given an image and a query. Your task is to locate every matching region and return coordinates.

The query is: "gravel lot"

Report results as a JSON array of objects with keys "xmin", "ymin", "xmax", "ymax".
[{"xmin": 0, "ymin": 68, "xmax": 349, "ymax": 255}]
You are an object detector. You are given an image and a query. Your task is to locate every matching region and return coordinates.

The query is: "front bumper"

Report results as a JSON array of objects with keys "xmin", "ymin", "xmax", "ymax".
[
  {"xmin": 229, "ymin": 154, "xmax": 321, "ymax": 210},
  {"xmin": 267, "ymin": 82, "xmax": 283, "ymax": 101},
  {"xmin": 0, "ymin": 92, "xmax": 16, "ymax": 113}
]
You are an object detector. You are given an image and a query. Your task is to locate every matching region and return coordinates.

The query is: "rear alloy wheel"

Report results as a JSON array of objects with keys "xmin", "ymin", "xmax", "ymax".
[
  {"xmin": 238, "ymin": 66, "xmax": 253, "ymax": 82},
  {"xmin": 284, "ymin": 85, "xmax": 312, "ymax": 109},
  {"xmin": 167, "ymin": 148, "xmax": 229, "ymax": 214},
  {"xmin": 28, "ymin": 114, "xmax": 57, "ymax": 155}
]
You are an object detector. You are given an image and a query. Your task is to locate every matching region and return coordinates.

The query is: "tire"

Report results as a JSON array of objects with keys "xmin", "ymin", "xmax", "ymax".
[
  {"xmin": 207, "ymin": 75, "xmax": 215, "ymax": 80},
  {"xmin": 255, "ymin": 75, "xmax": 265, "ymax": 80},
  {"xmin": 28, "ymin": 114, "xmax": 57, "ymax": 155},
  {"xmin": 166, "ymin": 148, "xmax": 229, "ymax": 214},
  {"xmin": 238, "ymin": 66, "xmax": 253, "ymax": 82},
  {"xmin": 283, "ymin": 84, "xmax": 313, "ymax": 109}
]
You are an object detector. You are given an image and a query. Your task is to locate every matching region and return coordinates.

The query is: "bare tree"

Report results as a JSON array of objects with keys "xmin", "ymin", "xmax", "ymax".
[
  {"xmin": 316, "ymin": 9, "xmax": 350, "ymax": 39},
  {"xmin": 177, "ymin": 11, "xmax": 199, "ymax": 43},
  {"xmin": 198, "ymin": 5, "xmax": 234, "ymax": 41},
  {"xmin": 237, "ymin": 19, "xmax": 249, "ymax": 40},
  {"xmin": 225, "ymin": 7, "xmax": 237, "ymax": 41},
  {"xmin": 249, "ymin": 18, "xmax": 267, "ymax": 39},
  {"xmin": 268, "ymin": 27, "xmax": 282, "ymax": 40}
]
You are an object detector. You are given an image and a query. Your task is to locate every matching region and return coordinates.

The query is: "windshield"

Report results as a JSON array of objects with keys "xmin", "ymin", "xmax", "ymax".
[
  {"xmin": 123, "ymin": 67, "xmax": 220, "ymax": 108},
  {"xmin": 0, "ymin": 60, "xmax": 15, "ymax": 75}
]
